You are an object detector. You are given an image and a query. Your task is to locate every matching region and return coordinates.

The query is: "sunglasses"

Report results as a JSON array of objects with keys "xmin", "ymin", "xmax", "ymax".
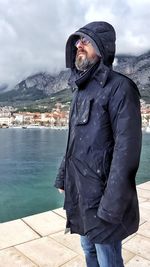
[{"xmin": 75, "ymin": 37, "xmax": 90, "ymax": 47}]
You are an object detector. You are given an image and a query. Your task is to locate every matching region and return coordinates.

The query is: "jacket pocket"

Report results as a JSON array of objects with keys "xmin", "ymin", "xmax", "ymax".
[{"xmin": 76, "ymin": 98, "xmax": 93, "ymax": 125}]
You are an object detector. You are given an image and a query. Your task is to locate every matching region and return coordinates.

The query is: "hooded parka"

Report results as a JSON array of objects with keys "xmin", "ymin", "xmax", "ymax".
[{"xmin": 55, "ymin": 21, "xmax": 142, "ymax": 244}]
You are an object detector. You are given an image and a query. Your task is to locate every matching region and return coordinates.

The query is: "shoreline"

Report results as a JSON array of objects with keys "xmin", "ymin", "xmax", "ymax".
[
  {"xmin": 0, "ymin": 125, "xmax": 68, "ymax": 130},
  {"xmin": 1, "ymin": 124, "xmax": 150, "ymax": 132}
]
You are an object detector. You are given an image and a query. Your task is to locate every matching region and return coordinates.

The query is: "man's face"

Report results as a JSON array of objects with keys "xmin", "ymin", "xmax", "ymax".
[{"xmin": 75, "ymin": 37, "xmax": 99, "ymax": 71}]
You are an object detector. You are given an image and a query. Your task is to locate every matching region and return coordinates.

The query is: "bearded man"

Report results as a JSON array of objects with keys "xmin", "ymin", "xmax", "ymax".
[{"xmin": 55, "ymin": 21, "xmax": 142, "ymax": 267}]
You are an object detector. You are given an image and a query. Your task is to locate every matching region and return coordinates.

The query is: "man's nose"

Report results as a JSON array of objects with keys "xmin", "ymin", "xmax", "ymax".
[{"xmin": 76, "ymin": 40, "xmax": 84, "ymax": 49}]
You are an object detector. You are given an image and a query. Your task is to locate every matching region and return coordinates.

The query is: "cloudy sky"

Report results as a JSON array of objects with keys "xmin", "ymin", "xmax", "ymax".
[{"xmin": 0, "ymin": 0, "xmax": 150, "ymax": 89}]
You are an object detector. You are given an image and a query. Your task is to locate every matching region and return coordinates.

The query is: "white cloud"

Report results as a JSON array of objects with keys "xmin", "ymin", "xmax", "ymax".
[{"xmin": 0, "ymin": 0, "xmax": 149, "ymax": 88}]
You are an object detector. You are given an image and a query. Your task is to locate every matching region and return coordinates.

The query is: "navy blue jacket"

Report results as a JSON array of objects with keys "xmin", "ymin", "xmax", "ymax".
[{"xmin": 55, "ymin": 22, "xmax": 142, "ymax": 244}]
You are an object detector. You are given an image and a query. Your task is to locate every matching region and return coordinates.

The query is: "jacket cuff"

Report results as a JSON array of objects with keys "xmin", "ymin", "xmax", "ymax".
[
  {"xmin": 97, "ymin": 205, "xmax": 122, "ymax": 224},
  {"xmin": 54, "ymin": 180, "xmax": 64, "ymax": 190}
]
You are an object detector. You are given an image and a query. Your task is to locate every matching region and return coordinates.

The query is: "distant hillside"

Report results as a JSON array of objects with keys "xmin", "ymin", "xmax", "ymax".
[
  {"xmin": 0, "ymin": 71, "xmax": 71, "ymax": 111},
  {"xmin": 0, "ymin": 83, "xmax": 8, "ymax": 93},
  {"xmin": 114, "ymin": 51, "xmax": 150, "ymax": 102},
  {"xmin": 0, "ymin": 51, "xmax": 149, "ymax": 111}
]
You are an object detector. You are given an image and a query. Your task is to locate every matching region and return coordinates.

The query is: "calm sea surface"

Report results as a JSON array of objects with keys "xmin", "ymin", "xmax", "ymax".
[{"xmin": 0, "ymin": 129, "xmax": 149, "ymax": 223}]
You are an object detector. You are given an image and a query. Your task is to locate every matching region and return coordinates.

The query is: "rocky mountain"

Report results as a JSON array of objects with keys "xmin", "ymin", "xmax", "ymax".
[
  {"xmin": 114, "ymin": 51, "xmax": 150, "ymax": 102},
  {"xmin": 0, "ymin": 51, "xmax": 149, "ymax": 109},
  {"xmin": 0, "ymin": 83, "xmax": 8, "ymax": 92},
  {"xmin": 14, "ymin": 70, "xmax": 70, "ymax": 96},
  {"xmin": 0, "ymin": 70, "xmax": 71, "ymax": 107}
]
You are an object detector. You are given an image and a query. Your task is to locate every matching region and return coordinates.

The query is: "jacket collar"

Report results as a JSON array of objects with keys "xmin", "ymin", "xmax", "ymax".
[
  {"xmin": 93, "ymin": 61, "xmax": 110, "ymax": 87},
  {"xmin": 68, "ymin": 61, "xmax": 110, "ymax": 90}
]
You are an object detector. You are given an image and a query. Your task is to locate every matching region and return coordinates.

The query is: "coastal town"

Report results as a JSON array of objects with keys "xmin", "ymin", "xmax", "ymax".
[
  {"xmin": 0, "ymin": 103, "xmax": 69, "ymax": 129},
  {"xmin": 0, "ymin": 99, "xmax": 150, "ymax": 131},
  {"xmin": 140, "ymin": 99, "xmax": 150, "ymax": 132}
]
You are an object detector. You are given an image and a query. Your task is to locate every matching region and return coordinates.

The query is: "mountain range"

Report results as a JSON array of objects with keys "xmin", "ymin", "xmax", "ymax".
[
  {"xmin": 0, "ymin": 51, "xmax": 149, "ymax": 111},
  {"xmin": 114, "ymin": 51, "xmax": 150, "ymax": 102}
]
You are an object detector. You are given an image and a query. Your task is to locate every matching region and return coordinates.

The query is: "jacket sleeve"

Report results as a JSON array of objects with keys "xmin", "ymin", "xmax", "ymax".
[
  {"xmin": 97, "ymin": 78, "xmax": 142, "ymax": 224},
  {"xmin": 54, "ymin": 156, "xmax": 66, "ymax": 190}
]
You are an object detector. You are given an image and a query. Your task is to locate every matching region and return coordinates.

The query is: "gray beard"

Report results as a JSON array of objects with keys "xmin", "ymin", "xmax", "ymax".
[{"xmin": 75, "ymin": 55, "xmax": 99, "ymax": 71}]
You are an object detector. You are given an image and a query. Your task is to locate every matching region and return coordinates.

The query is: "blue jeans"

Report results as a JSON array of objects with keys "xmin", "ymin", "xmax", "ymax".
[{"xmin": 80, "ymin": 235, "xmax": 124, "ymax": 267}]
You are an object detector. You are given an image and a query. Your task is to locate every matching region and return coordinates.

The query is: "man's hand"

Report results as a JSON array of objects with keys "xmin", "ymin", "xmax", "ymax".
[{"xmin": 58, "ymin": 189, "xmax": 64, "ymax": 193}]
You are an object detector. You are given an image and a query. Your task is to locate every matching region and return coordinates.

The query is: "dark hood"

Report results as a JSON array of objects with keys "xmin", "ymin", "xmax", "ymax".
[{"xmin": 66, "ymin": 21, "xmax": 116, "ymax": 69}]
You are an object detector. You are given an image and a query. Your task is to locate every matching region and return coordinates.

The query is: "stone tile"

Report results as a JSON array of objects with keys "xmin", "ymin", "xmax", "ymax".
[
  {"xmin": 139, "ymin": 202, "xmax": 150, "ymax": 222},
  {"xmin": 52, "ymin": 207, "xmax": 66, "ymax": 218},
  {"xmin": 61, "ymin": 256, "xmax": 86, "ymax": 267},
  {"xmin": 140, "ymin": 199, "xmax": 150, "ymax": 207},
  {"xmin": 137, "ymin": 181, "xmax": 150, "ymax": 191},
  {"xmin": 126, "ymin": 255, "xmax": 150, "ymax": 267},
  {"xmin": 137, "ymin": 222, "xmax": 150, "ymax": 238},
  {"xmin": 0, "ymin": 247, "xmax": 37, "ymax": 267},
  {"xmin": 16, "ymin": 236, "xmax": 77, "ymax": 267},
  {"xmin": 122, "ymin": 249, "xmax": 135, "ymax": 264},
  {"xmin": 0, "ymin": 219, "xmax": 39, "ymax": 249},
  {"xmin": 137, "ymin": 188, "xmax": 150, "ymax": 199},
  {"xmin": 139, "ymin": 216, "xmax": 146, "ymax": 225},
  {"xmin": 138, "ymin": 197, "xmax": 148, "ymax": 203},
  {"xmin": 122, "ymin": 233, "xmax": 136, "ymax": 244},
  {"xmin": 123, "ymin": 234, "xmax": 150, "ymax": 261},
  {"xmin": 140, "ymin": 201, "xmax": 150, "ymax": 210},
  {"xmin": 139, "ymin": 209, "xmax": 150, "ymax": 222},
  {"xmin": 22, "ymin": 210, "xmax": 66, "ymax": 236},
  {"xmin": 50, "ymin": 231, "xmax": 84, "ymax": 255}
]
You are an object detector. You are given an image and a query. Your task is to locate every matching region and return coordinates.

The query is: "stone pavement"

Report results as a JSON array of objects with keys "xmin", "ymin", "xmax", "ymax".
[{"xmin": 0, "ymin": 181, "xmax": 150, "ymax": 267}]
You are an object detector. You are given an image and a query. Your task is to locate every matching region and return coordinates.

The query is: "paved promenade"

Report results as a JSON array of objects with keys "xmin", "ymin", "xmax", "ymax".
[{"xmin": 0, "ymin": 181, "xmax": 150, "ymax": 266}]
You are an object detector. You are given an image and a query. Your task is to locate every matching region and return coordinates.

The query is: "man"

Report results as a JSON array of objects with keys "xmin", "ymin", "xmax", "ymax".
[{"xmin": 54, "ymin": 21, "xmax": 142, "ymax": 267}]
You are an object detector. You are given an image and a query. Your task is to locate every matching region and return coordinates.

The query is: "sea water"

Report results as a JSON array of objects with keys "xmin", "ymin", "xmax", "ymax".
[{"xmin": 0, "ymin": 128, "xmax": 149, "ymax": 223}]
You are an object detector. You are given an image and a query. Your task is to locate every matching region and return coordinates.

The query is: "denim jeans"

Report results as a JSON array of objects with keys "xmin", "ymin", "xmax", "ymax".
[{"xmin": 80, "ymin": 235, "xmax": 124, "ymax": 267}]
